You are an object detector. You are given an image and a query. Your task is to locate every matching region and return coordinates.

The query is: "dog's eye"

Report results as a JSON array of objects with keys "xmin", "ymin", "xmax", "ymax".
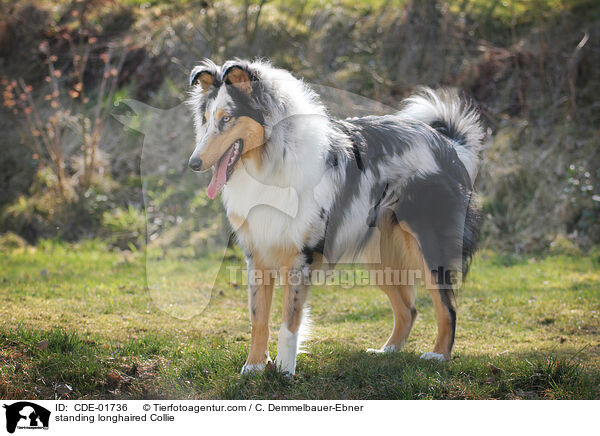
[{"xmin": 223, "ymin": 116, "xmax": 231, "ymax": 123}]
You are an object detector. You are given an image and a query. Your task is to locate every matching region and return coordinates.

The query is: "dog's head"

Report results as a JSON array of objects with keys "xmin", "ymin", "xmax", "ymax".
[{"xmin": 187, "ymin": 59, "xmax": 266, "ymax": 199}]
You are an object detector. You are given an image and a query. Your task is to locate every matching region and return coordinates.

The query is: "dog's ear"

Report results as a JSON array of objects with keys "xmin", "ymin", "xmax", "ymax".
[
  {"xmin": 222, "ymin": 61, "xmax": 255, "ymax": 96},
  {"xmin": 190, "ymin": 61, "xmax": 219, "ymax": 93}
]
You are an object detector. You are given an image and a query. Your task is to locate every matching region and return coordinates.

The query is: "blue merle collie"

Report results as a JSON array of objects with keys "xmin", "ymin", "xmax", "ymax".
[{"xmin": 187, "ymin": 59, "xmax": 483, "ymax": 375}]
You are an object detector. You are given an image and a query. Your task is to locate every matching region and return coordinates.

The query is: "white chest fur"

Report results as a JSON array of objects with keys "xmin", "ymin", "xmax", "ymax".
[{"xmin": 222, "ymin": 164, "xmax": 320, "ymax": 268}]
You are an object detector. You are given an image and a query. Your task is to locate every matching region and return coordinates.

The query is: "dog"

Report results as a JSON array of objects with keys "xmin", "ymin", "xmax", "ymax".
[{"xmin": 187, "ymin": 59, "xmax": 483, "ymax": 375}]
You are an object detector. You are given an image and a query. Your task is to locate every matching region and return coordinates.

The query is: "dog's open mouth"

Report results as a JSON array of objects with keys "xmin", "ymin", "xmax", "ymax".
[{"xmin": 206, "ymin": 139, "xmax": 243, "ymax": 199}]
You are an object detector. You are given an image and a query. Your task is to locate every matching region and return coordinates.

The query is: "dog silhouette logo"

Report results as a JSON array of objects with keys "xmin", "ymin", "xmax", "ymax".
[{"xmin": 2, "ymin": 402, "xmax": 50, "ymax": 433}]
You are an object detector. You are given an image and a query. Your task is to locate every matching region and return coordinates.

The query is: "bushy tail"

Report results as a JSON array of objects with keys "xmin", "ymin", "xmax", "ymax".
[{"xmin": 398, "ymin": 87, "xmax": 484, "ymax": 184}]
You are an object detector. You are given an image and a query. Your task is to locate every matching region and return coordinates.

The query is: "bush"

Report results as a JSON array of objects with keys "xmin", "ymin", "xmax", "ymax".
[
  {"xmin": 0, "ymin": 232, "xmax": 28, "ymax": 250},
  {"xmin": 549, "ymin": 234, "xmax": 582, "ymax": 256},
  {"xmin": 101, "ymin": 205, "xmax": 145, "ymax": 250},
  {"xmin": 0, "ymin": 167, "xmax": 144, "ymax": 247}
]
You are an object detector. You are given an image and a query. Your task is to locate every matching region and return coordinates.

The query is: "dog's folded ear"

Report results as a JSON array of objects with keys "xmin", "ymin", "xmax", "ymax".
[
  {"xmin": 190, "ymin": 60, "xmax": 219, "ymax": 93},
  {"xmin": 222, "ymin": 61, "xmax": 255, "ymax": 96}
]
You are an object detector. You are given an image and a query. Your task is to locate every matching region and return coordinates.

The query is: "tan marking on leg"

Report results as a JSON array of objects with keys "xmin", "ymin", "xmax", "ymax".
[
  {"xmin": 428, "ymin": 282, "xmax": 456, "ymax": 359},
  {"xmin": 390, "ymin": 216, "xmax": 456, "ymax": 358},
  {"xmin": 281, "ymin": 277, "xmax": 309, "ymax": 334},
  {"xmin": 245, "ymin": 262, "xmax": 275, "ymax": 366},
  {"xmin": 379, "ymin": 284, "xmax": 417, "ymax": 349},
  {"xmin": 393, "ymin": 220, "xmax": 427, "ymax": 272},
  {"xmin": 401, "ymin": 219, "xmax": 456, "ymax": 359},
  {"xmin": 278, "ymin": 246, "xmax": 300, "ymax": 270},
  {"xmin": 275, "ymin": 247, "xmax": 307, "ymax": 334},
  {"xmin": 367, "ymin": 213, "xmax": 456, "ymax": 358},
  {"xmin": 365, "ymin": 213, "xmax": 421, "ymax": 350}
]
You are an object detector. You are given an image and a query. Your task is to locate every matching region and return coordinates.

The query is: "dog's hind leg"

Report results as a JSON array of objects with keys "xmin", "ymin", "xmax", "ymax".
[
  {"xmin": 389, "ymin": 173, "xmax": 466, "ymax": 362},
  {"xmin": 241, "ymin": 260, "xmax": 275, "ymax": 375},
  {"xmin": 367, "ymin": 214, "xmax": 420, "ymax": 353},
  {"xmin": 421, "ymin": 286, "xmax": 456, "ymax": 361},
  {"xmin": 368, "ymin": 284, "xmax": 417, "ymax": 353}
]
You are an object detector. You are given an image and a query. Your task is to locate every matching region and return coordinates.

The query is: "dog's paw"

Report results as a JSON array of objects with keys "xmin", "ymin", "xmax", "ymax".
[
  {"xmin": 274, "ymin": 355, "xmax": 296, "ymax": 376},
  {"xmin": 419, "ymin": 352, "xmax": 447, "ymax": 361},
  {"xmin": 367, "ymin": 344, "xmax": 398, "ymax": 353},
  {"xmin": 275, "ymin": 326, "xmax": 298, "ymax": 376},
  {"xmin": 240, "ymin": 362, "xmax": 266, "ymax": 375}
]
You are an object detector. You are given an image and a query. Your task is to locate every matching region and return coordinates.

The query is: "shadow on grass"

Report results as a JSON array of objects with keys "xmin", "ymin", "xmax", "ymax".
[
  {"xmin": 2, "ymin": 328, "xmax": 598, "ymax": 400},
  {"xmin": 208, "ymin": 346, "xmax": 599, "ymax": 400}
]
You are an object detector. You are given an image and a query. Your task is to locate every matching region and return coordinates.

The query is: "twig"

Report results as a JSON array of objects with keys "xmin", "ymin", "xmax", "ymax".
[{"xmin": 568, "ymin": 32, "xmax": 589, "ymax": 115}]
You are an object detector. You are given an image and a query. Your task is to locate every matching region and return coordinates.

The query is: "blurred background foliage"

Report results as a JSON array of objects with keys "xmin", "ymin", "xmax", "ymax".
[{"xmin": 0, "ymin": 0, "xmax": 598, "ymax": 253}]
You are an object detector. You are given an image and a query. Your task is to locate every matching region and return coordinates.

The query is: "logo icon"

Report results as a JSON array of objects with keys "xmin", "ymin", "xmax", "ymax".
[{"xmin": 2, "ymin": 402, "xmax": 50, "ymax": 434}]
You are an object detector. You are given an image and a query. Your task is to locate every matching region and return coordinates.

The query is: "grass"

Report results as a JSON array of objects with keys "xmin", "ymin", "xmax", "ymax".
[{"xmin": 0, "ymin": 240, "xmax": 599, "ymax": 399}]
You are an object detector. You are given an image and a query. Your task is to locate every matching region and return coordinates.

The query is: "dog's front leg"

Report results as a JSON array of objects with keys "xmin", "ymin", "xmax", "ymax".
[
  {"xmin": 241, "ymin": 259, "xmax": 275, "ymax": 375},
  {"xmin": 275, "ymin": 262, "xmax": 310, "ymax": 375}
]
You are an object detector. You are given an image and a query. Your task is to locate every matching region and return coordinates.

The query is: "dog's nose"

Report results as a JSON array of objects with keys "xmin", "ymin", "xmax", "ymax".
[{"xmin": 188, "ymin": 156, "xmax": 203, "ymax": 171}]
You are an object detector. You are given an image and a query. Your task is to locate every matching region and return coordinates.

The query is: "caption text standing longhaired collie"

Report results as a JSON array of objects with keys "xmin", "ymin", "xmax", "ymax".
[{"xmin": 187, "ymin": 59, "xmax": 483, "ymax": 375}]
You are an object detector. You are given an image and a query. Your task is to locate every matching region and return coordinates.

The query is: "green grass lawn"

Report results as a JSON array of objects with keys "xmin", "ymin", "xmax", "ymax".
[{"xmin": 0, "ymin": 240, "xmax": 599, "ymax": 399}]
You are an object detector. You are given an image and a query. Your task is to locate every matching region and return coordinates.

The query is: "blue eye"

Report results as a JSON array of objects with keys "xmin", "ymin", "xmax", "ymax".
[{"xmin": 223, "ymin": 116, "xmax": 231, "ymax": 123}]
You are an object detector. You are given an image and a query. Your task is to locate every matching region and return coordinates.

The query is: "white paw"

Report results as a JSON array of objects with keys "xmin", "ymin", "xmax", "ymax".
[
  {"xmin": 420, "ymin": 352, "xmax": 447, "ymax": 361},
  {"xmin": 274, "ymin": 356, "xmax": 295, "ymax": 375},
  {"xmin": 240, "ymin": 362, "xmax": 266, "ymax": 375},
  {"xmin": 367, "ymin": 344, "xmax": 398, "ymax": 353},
  {"xmin": 275, "ymin": 325, "xmax": 298, "ymax": 375}
]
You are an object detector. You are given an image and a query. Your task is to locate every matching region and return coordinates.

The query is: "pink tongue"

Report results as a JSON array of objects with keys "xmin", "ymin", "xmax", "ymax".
[{"xmin": 207, "ymin": 146, "xmax": 235, "ymax": 199}]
